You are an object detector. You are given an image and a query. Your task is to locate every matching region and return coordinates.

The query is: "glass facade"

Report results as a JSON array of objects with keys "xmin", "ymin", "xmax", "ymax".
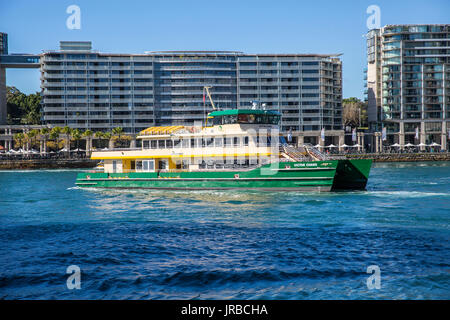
[
  {"xmin": 366, "ymin": 24, "xmax": 450, "ymax": 147},
  {"xmin": 41, "ymin": 45, "xmax": 343, "ymax": 134}
]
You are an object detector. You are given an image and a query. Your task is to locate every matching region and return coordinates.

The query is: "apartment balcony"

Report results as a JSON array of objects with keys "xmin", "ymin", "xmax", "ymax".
[
  {"xmin": 89, "ymin": 98, "xmax": 110, "ymax": 103},
  {"xmin": 112, "ymin": 115, "xmax": 133, "ymax": 120},
  {"xmin": 88, "ymin": 82, "xmax": 109, "ymax": 86},
  {"xmin": 88, "ymin": 90, "xmax": 110, "ymax": 95},
  {"xmin": 133, "ymin": 98, "xmax": 153, "ymax": 103},
  {"xmin": 133, "ymin": 66, "xmax": 153, "ymax": 70},
  {"xmin": 88, "ymin": 73, "xmax": 110, "ymax": 78},
  {"xmin": 65, "ymin": 90, "xmax": 88, "ymax": 95},
  {"xmin": 132, "ymin": 74, "xmax": 153, "ymax": 78},
  {"xmin": 111, "ymin": 66, "xmax": 132, "ymax": 70},
  {"xmin": 43, "ymin": 98, "xmax": 65, "ymax": 104},
  {"xmin": 43, "ymin": 115, "xmax": 66, "ymax": 120},
  {"xmin": 111, "ymin": 74, "xmax": 131, "ymax": 79},
  {"xmin": 111, "ymin": 90, "xmax": 132, "ymax": 95},
  {"xmin": 281, "ymin": 120, "xmax": 299, "ymax": 125},
  {"xmin": 43, "ymin": 73, "xmax": 64, "ymax": 79},
  {"xmin": 43, "ymin": 65, "xmax": 64, "ymax": 71},
  {"xmin": 111, "ymin": 98, "xmax": 131, "ymax": 103},
  {"xmin": 43, "ymin": 56, "xmax": 63, "ymax": 62},
  {"xmin": 88, "ymin": 65, "xmax": 110, "ymax": 70},
  {"xmin": 87, "ymin": 115, "xmax": 110, "ymax": 120},
  {"xmin": 89, "ymin": 123, "xmax": 111, "ymax": 128}
]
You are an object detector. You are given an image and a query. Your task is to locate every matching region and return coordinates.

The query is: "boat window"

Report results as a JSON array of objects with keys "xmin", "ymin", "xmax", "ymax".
[
  {"xmin": 166, "ymin": 140, "xmax": 173, "ymax": 148},
  {"xmin": 224, "ymin": 137, "xmax": 232, "ymax": 147},
  {"xmin": 158, "ymin": 140, "xmax": 165, "ymax": 149},
  {"xmin": 173, "ymin": 139, "xmax": 181, "ymax": 148},
  {"xmin": 243, "ymin": 136, "xmax": 249, "ymax": 146},
  {"xmin": 182, "ymin": 139, "xmax": 189, "ymax": 148},
  {"xmin": 198, "ymin": 138, "xmax": 205, "ymax": 147},
  {"xmin": 182, "ymin": 160, "xmax": 189, "ymax": 169},
  {"xmin": 143, "ymin": 140, "xmax": 149, "ymax": 149},
  {"xmin": 214, "ymin": 137, "xmax": 223, "ymax": 148},
  {"xmin": 190, "ymin": 138, "xmax": 195, "ymax": 148},
  {"xmin": 158, "ymin": 160, "xmax": 167, "ymax": 170},
  {"xmin": 212, "ymin": 116, "xmax": 223, "ymax": 126},
  {"xmin": 206, "ymin": 137, "xmax": 214, "ymax": 147},
  {"xmin": 150, "ymin": 140, "xmax": 157, "ymax": 149},
  {"xmin": 138, "ymin": 159, "xmax": 155, "ymax": 172},
  {"xmin": 233, "ymin": 137, "xmax": 240, "ymax": 147}
]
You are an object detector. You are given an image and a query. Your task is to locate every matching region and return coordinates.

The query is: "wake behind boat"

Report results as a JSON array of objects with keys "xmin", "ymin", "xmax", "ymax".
[{"xmin": 75, "ymin": 106, "xmax": 371, "ymax": 191}]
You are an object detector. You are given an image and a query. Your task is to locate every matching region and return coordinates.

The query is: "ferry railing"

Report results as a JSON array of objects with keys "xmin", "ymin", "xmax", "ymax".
[{"xmin": 280, "ymin": 143, "xmax": 310, "ymax": 161}]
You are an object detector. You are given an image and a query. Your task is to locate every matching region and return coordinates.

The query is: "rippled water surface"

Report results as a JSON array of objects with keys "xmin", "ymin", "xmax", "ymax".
[{"xmin": 0, "ymin": 162, "xmax": 449, "ymax": 299}]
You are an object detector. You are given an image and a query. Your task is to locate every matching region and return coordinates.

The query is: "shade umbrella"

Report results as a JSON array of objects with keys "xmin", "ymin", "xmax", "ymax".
[
  {"xmin": 101, "ymin": 147, "xmax": 109, "ymax": 151},
  {"xmin": 430, "ymin": 142, "xmax": 441, "ymax": 147},
  {"xmin": 405, "ymin": 143, "xmax": 415, "ymax": 147},
  {"xmin": 352, "ymin": 144, "xmax": 361, "ymax": 147},
  {"xmin": 391, "ymin": 143, "xmax": 401, "ymax": 147},
  {"xmin": 326, "ymin": 144, "xmax": 337, "ymax": 148},
  {"xmin": 314, "ymin": 144, "xmax": 322, "ymax": 148},
  {"xmin": 340, "ymin": 144, "xmax": 349, "ymax": 148},
  {"xmin": 72, "ymin": 148, "xmax": 85, "ymax": 152},
  {"xmin": 58, "ymin": 148, "xmax": 69, "ymax": 152},
  {"xmin": 417, "ymin": 143, "xmax": 427, "ymax": 147}
]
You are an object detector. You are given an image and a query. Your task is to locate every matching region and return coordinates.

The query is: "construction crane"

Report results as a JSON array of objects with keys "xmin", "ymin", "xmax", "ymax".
[{"xmin": 203, "ymin": 86, "xmax": 216, "ymax": 110}]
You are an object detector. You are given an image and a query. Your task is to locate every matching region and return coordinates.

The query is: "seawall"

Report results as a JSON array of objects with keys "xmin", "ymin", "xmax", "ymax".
[
  {"xmin": 0, "ymin": 159, "xmax": 98, "ymax": 170},
  {"xmin": 345, "ymin": 152, "xmax": 450, "ymax": 162}
]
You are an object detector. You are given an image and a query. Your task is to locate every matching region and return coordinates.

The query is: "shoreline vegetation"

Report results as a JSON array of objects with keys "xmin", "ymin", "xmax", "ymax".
[{"xmin": 0, "ymin": 153, "xmax": 449, "ymax": 170}]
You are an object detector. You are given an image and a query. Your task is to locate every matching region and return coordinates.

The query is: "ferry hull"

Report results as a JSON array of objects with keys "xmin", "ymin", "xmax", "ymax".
[{"xmin": 75, "ymin": 159, "xmax": 371, "ymax": 192}]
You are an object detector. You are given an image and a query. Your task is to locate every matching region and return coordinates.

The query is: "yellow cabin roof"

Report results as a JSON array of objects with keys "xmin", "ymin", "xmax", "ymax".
[{"xmin": 139, "ymin": 126, "xmax": 185, "ymax": 136}]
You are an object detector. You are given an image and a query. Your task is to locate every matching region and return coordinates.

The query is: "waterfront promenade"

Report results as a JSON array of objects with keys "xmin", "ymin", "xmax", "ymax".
[{"xmin": 0, "ymin": 152, "xmax": 449, "ymax": 170}]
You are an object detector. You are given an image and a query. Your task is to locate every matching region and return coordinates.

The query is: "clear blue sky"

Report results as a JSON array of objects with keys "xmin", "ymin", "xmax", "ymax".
[{"xmin": 1, "ymin": 0, "xmax": 449, "ymax": 98}]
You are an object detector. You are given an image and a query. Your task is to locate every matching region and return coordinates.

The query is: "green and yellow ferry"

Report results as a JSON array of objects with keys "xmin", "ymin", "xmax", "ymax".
[{"xmin": 76, "ymin": 109, "xmax": 371, "ymax": 191}]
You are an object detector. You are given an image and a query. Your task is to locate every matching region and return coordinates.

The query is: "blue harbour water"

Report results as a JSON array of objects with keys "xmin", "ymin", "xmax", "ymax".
[{"xmin": 0, "ymin": 162, "xmax": 449, "ymax": 299}]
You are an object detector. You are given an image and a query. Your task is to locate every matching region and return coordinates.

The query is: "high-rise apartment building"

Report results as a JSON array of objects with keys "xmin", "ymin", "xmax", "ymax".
[
  {"xmin": 366, "ymin": 24, "xmax": 450, "ymax": 150},
  {"xmin": 41, "ymin": 41, "xmax": 343, "ymax": 140}
]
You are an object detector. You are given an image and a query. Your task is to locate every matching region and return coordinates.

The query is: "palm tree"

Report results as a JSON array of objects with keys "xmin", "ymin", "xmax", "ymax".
[
  {"xmin": 62, "ymin": 126, "xmax": 72, "ymax": 152},
  {"xmin": 71, "ymin": 129, "xmax": 82, "ymax": 150},
  {"xmin": 27, "ymin": 129, "xmax": 39, "ymax": 151},
  {"xmin": 50, "ymin": 126, "xmax": 62, "ymax": 151},
  {"xmin": 103, "ymin": 132, "xmax": 113, "ymax": 149},
  {"xmin": 82, "ymin": 129, "xmax": 93, "ymax": 155},
  {"xmin": 40, "ymin": 127, "xmax": 50, "ymax": 154}
]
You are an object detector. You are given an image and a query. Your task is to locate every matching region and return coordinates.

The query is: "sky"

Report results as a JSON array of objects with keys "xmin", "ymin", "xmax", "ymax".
[{"xmin": 1, "ymin": 0, "xmax": 449, "ymax": 98}]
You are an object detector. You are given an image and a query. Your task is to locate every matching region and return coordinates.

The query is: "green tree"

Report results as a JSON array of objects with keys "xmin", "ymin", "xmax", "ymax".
[
  {"xmin": 6, "ymin": 86, "xmax": 42, "ymax": 125},
  {"xmin": 13, "ymin": 132, "xmax": 25, "ymax": 149}
]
